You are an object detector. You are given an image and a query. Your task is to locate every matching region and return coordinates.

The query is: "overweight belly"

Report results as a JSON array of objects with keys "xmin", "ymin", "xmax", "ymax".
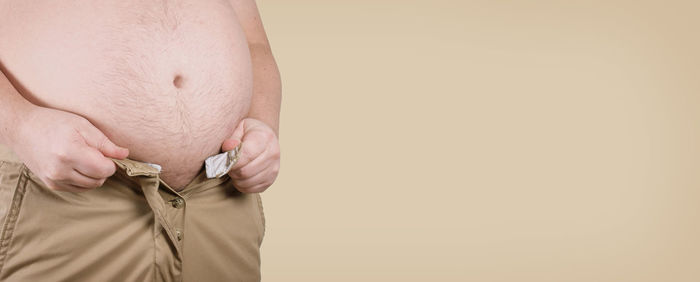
[{"xmin": 0, "ymin": 0, "xmax": 253, "ymax": 189}]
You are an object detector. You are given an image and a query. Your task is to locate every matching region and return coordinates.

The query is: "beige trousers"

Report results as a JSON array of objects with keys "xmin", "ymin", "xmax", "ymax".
[{"xmin": 0, "ymin": 144, "xmax": 265, "ymax": 281}]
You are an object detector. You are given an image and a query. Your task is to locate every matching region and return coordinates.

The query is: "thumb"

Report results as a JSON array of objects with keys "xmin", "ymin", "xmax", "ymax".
[
  {"xmin": 98, "ymin": 138, "xmax": 129, "ymax": 159},
  {"xmin": 222, "ymin": 119, "xmax": 246, "ymax": 152},
  {"xmin": 80, "ymin": 125, "xmax": 129, "ymax": 159}
]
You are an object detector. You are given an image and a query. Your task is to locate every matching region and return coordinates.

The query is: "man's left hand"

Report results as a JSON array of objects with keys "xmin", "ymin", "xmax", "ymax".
[{"xmin": 221, "ymin": 117, "xmax": 280, "ymax": 193}]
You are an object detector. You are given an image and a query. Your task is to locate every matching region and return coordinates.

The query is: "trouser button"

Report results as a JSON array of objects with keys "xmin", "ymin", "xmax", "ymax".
[{"xmin": 170, "ymin": 197, "xmax": 185, "ymax": 209}]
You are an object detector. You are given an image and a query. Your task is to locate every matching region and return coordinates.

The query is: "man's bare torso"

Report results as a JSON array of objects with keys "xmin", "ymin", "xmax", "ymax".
[{"xmin": 0, "ymin": 0, "xmax": 253, "ymax": 190}]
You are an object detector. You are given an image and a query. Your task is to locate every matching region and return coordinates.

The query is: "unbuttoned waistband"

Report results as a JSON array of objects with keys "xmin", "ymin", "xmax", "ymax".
[{"xmin": 0, "ymin": 143, "xmax": 239, "ymax": 195}]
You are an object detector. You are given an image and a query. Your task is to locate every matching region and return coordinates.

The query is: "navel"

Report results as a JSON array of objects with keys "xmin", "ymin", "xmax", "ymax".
[{"xmin": 172, "ymin": 74, "xmax": 184, "ymax": 88}]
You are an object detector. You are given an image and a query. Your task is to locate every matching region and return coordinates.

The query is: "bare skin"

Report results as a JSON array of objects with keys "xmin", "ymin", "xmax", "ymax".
[{"xmin": 0, "ymin": 0, "xmax": 280, "ymax": 192}]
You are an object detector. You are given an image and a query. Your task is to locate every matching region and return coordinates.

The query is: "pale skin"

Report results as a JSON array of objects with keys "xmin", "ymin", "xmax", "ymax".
[{"xmin": 0, "ymin": 0, "xmax": 281, "ymax": 193}]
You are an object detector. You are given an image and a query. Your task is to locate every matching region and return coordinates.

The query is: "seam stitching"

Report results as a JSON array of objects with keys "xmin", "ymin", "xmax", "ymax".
[
  {"xmin": 256, "ymin": 193, "xmax": 266, "ymax": 245},
  {"xmin": 0, "ymin": 164, "xmax": 29, "ymax": 275},
  {"xmin": 153, "ymin": 216, "xmax": 157, "ymax": 282}
]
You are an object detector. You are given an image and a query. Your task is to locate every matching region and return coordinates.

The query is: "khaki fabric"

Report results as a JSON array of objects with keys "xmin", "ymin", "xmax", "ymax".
[{"xmin": 0, "ymin": 144, "xmax": 265, "ymax": 282}]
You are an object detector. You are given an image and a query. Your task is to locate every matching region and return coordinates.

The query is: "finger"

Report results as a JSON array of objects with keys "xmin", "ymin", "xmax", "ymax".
[
  {"xmin": 78, "ymin": 123, "xmax": 129, "ymax": 159},
  {"xmin": 72, "ymin": 146, "xmax": 118, "ymax": 179},
  {"xmin": 232, "ymin": 164, "xmax": 275, "ymax": 191},
  {"xmin": 237, "ymin": 183, "xmax": 270, "ymax": 194},
  {"xmin": 234, "ymin": 178, "xmax": 273, "ymax": 194},
  {"xmin": 229, "ymin": 147, "xmax": 269, "ymax": 179},
  {"xmin": 230, "ymin": 134, "xmax": 268, "ymax": 171},
  {"xmin": 67, "ymin": 170, "xmax": 106, "ymax": 189},
  {"xmin": 221, "ymin": 138, "xmax": 241, "ymax": 153},
  {"xmin": 222, "ymin": 120, "xmax": 246, "ymax": 152}
]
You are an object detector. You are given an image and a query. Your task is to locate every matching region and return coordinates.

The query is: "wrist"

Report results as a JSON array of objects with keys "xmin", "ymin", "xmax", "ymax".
[{"xmin": 1, "ymin": 100, "xmax": 39, "ymax": 149}]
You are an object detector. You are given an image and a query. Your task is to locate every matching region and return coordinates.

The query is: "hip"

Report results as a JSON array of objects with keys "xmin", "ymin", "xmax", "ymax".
[{"xmin": 0, "ymin": 144, "xmax": 265, "ymax": 281}]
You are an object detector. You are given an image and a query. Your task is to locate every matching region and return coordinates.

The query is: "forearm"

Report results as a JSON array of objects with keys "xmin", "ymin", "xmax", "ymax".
[
  {"xmin": 0, "ymin": 67, "xmax": 36, "ymax": 147},
  {"xmin": 246, "ymin": 43, "xmax": 281, "ymax": 137}
]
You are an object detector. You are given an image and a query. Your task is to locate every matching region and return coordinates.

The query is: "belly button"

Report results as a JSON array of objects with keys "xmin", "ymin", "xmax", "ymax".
[{"xmin": 173, "ymin": 75, "xmax": 184, "ymax": 88}]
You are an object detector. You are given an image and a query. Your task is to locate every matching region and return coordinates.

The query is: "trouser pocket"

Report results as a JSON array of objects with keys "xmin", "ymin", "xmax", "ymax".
[
  {"xmin": 0, "ymin": 161, "xmax": 29, "ymax": 275},
  {"xmin": 255, "ymin": 193, "xmax": 266, "ymax": 245}
]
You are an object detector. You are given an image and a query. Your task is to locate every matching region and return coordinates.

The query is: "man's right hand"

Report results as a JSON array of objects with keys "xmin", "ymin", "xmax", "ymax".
[{"xmin": 11, "ymin": 106, "xmax": 129, "ymax": 192}]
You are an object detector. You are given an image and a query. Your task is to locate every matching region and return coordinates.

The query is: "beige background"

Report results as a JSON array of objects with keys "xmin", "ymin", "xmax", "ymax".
[{"xmin": 258, "ymin": 1, "xmax": 700, "ymax": 281}]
